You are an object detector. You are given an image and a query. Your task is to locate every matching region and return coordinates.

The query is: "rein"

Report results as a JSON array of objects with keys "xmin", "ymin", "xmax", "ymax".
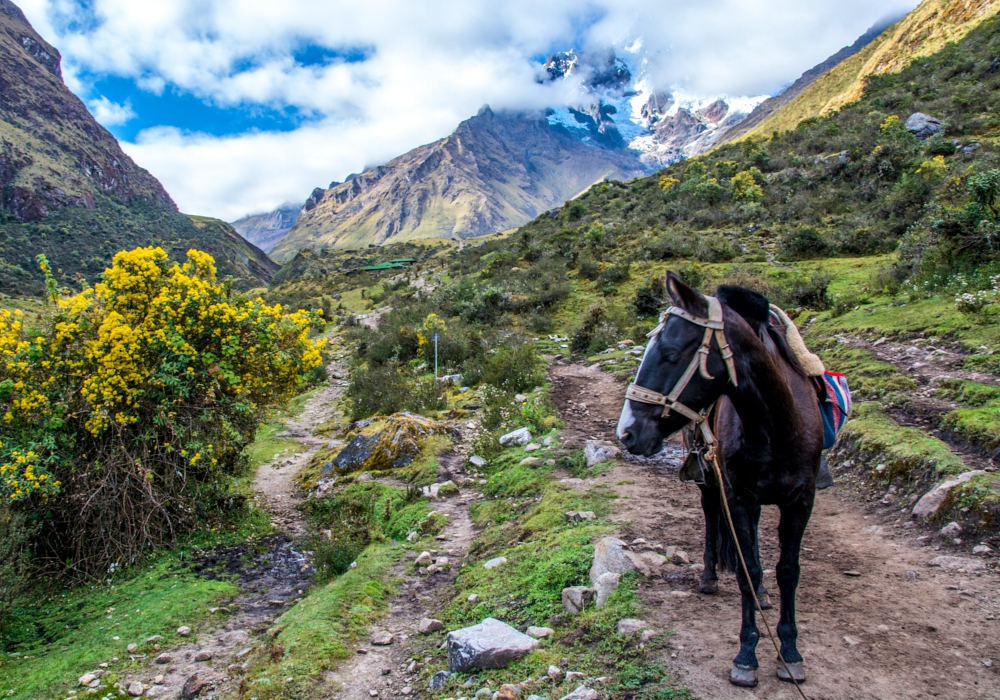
[{"xmin": 624, "ymin": 295, "xmax": 737, "ymax": 449}]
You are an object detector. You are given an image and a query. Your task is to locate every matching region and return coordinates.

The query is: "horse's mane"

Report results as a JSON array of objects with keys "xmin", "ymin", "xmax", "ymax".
[{"xmin": 715, "ymin": 285, "xmax": 806, "ymax": 378}]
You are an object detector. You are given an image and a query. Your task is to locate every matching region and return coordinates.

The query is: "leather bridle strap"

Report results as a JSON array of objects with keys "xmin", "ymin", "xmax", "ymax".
[{"xmin": 624, "ymin": 295, "xmax": 738, "ymax": 444}]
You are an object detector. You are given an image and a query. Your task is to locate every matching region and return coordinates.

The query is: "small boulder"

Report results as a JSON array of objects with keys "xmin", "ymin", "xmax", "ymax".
[
  {"xmin": 584, "ymin": 441, "xmax": 621, "ymax": 468},
  {"xmin": 524, "ymin": 443, "xmax": 541, "ymax": 452},
  {"xmin": 589, "ymin": 537, "xmax": 637, "ymax": 585},
  {"xmin": 154, "ymin": 654, "xmax": 172, "ymax": 664},
  {"xmin": 78, "ymin": 674, "xmax": 97, "ymax": 687},
  {"xmin": 565, "ymin": 511, "xmax": 596, "ymax": 522},
  {"xmin": 974, "ymin": 544, "xmax": 992, "ymax": 555},
  {"xmin": 928, "ymin": 555, "xmax": 984, "ymax": 571},
  {"xmin": 484, "ymin": 556, "xmax": 507, "ymax": 570},
  {"xmin": 559, "ymin": 687, "xmax": 599, "ymax": 700},
  {"xmin": 496, "ymin": 684, "xmax": 521, "ymax": 700},
  {"xmin": 177, "ymin": 626, "xmax": 192, "ymax": 637},
  {"xmin": 419, "ymin": 618, "xmax": 445, "ymax": 634},
  {"xmin": 499, "ymin": 428, "xmax": 532, "ymax": 446},
  {"xmin": 913, "ymin": 471, "xmax": 985, "ymax": 518},
  {"xmin": 905, "ymin": 112, "xmax": 942, "ymax": 140},
  {"xmin": 429, "ymin": 670, "xmax": 451, "ymax": 691},
  {"xmin": 638, "ymin": 552, "xmax": 667, "ymax": 569},
  {"xmin": 561, "ymin": 586, "xmax": 594, "ymax": 615},
  {"xmin": 526, "ymin": 626, "xmax": 554, "ymax": 639},
  {"xmin": 940, "ymin": 522, "xmax": 963, "ymax": 539},
  {"xmin": 371, "ymin": 630, "xmax": 395, "ymax": 646},
  {"xmin": 616, "ymin": 618, "xmax": 649, "ymax": 636},
  {"xmin": 126, "ymin": 643, "xmax": 139, "ymax": 654},
  {"xmin": 519, "ymin": 457, "xmax": 543, "ymax": 467},
  {"xmin": 548, "ymin": 664, "xmax": 563, "ymax": 680},
  {"xmin": 468, "ymin": 593, "xmax": 480, "ymax": 604},
  {"xmin": 127, "ymin": 682, "xmax": 144, "ymax": 697},
  {"xmin": 469, "ymin": 456, "xmax": 487, "ymax": 468},
  {"xmin": 356, "ymin": 472, "xmax": 374, "ymax": 483},
  {"xmin": 446, "ymin": 618, "xmax": 539, "ymax": 672},
  {"xmin": 438, "ymin": 480, "xmax": 460, "ymax": 497},
  {"xmin": 415, "ymin": 551, "xmax": 434, "ymax": 566},
  {"xmin": 514, "ymin": 394, "xmax": 528, "ymax": 403},
  {"xmin": 182, "ymin": 673, "xmax": 213, "ymax": 699},
  {"xmin": 594, "ymin": 572, "xmax": 621, "ymax": 607},
  {"xmin": 194, "ymin": 650, "xmax": 213, "ymax": 662},
  {"xmin": 146, "ymin": 635, "xmax": 164, "ymax": 644},
  {"xmin": 565, "ymin": 672, "xmax": 585, "ymax": 683}
]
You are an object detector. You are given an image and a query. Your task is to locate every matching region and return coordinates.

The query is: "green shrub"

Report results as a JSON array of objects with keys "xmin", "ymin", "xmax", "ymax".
[
  {"xmin": 346, "ymin": 363, "xmax": 445, "ymax": 419},
  {"xmin": 778, "ymin": 226, "xmax": 832, "ymax": 260},
  {"xmin": 480, "ymin": 341, "xmax": 545, "ymax": 393}
]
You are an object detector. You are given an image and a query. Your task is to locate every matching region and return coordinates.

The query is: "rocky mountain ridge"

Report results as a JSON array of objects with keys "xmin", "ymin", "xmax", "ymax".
[{"xmin": 231, "ymin": 203, "xmax": 301, "ymax": 253}]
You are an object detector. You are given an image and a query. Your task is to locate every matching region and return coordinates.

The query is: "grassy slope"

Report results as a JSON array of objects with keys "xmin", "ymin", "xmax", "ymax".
[{"xmin": 738, "ymin": 0, "xmax": 1000, "ymax": 139}]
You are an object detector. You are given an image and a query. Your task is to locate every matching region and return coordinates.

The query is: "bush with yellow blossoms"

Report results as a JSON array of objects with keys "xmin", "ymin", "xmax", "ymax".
[{"xmin": 0, "ymin": 247, "xmax": 324, "ymax": 574}]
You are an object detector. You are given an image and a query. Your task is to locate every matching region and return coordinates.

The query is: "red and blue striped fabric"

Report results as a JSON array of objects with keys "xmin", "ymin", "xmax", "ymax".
[{"xmin": 820, "ymin": 371, "xmax": 852, "ymax": 449}]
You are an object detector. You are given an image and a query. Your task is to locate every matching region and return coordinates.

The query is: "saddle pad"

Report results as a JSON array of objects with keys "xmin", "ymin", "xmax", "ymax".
[{"xmin": 819, "ymin": 371, "xmax": 852, "ymax": 449}]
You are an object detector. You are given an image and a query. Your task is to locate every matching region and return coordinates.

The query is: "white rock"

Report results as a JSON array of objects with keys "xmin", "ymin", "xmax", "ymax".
[
  {"xmin": 499, "ymin": 428, "xmax": 532, "ymax": 446},
  {"xmin": 78, "ymin": 674, "xmax": 97, "ymax": 687},
  {"xmin": 446, "ymin": 618, "xmax": 539, "ymax": 672},
  {"xmin": 584, "ymin": 441, "xmax": 621, "ymax": 468},
  {"xmin": 519, "ymin": 457, "xmax": 542, "ymax": 467},
  {"xmin": 589, "ymin": 537, "xmax": 638, "ymax": 585},
  {"xmin": 418, "ymin": 618, "xmax": 445, "ymax": 634},
  {"xmin": 176, "ymin": 626, "xmax": 192, "ymax": 637},
  {"xmin": 561, "ymin": 586, "xmax": 594, "ymax": 615},
  {"xmin": 514, "ymin": 394, "xmax": 528, "ymax": 403},
  {"xmin": 415, "ymin": 551, "xmax": 433, "ymax": 566},
  {"xmin": 912, "ymin": 471, "xmax": 985, "ymax": 518},
  {"xmin": 547, "ymin": 665, "xmax": 563, "ymax": 680},
  {"xmin": 468, "ymin": 594, "xmax": 480, "ymax": 604},
  {"xmin": 559, "ymin": 686, "xmax": 599, "ymax": 700},
  {"xmin": 484, "ymin": 556, "xmax": 507, "ymax": 570},
  {"xmin": 616, "ymin": 619, "xmax": 649, "ymax": 636},
  {"xmin": 594, "ymin": 572, "xmax": 621, "ymax": 607},
  {"xmin": 940, "ymin": 522, "xmax": 963, "ymax": 539},
  {"xmin": 928, "ymin": 555, "xmax": 985, "ymax": 571},
  {"xmin": 126, "ymin": 682, "xmax": 144, "ymax": 697},
  {"xmin": 526, "ymin": 626, "xmax": 554, "ymax": 639},
  {"xmin": 973, "ymin": 544, "xmax": 992, "ymax": 555},
  {"xmin": 371, "ymin": 630, "xmax": 394, "ymax": 646},
  {"xmin": 469, "ymin": 456, "xmax": 487, "ymax": 468},
  {"xmin": 524, "ymin": 443, "xmax": 541, "ymax": 452},
  {"xmin": 566, "ymin": 511, "xmax": 597, "ymax": 522}
]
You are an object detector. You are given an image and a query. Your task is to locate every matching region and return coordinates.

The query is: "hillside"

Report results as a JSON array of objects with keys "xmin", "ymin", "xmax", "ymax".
[
  {"xmin": 270, "ymin": 106, "xmax": 649, "ymax": 260},
  {"xmin": 232, "ymin": 203, "xmax": 301, "ymax": 253},
  {"xmin": 733, "ymin": 0, "xmax": 1000, "ymax": 140},
  {"xmin": 721, "ymin": 14, "xmax": 903, "ymax": 144},
  {"xmin": 0, "ymin": 0, "xmax": 276, "ymax": 292}
]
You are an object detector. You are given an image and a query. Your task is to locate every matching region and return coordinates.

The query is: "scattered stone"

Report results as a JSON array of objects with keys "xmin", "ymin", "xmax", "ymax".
[
  {"xmin": 429, "ymin": 670, "xmax": 451, "ymax": 691},
  {"xmin": 524, "ymin": 443, "xmax": 541, "ymax": 452},
  {"xmin": 126, "ymin": 643, "xmax": 138, "ymax": 654},
  {"xmin": 468, "ymin": 594, "xmax": 480, "ymax": 604},
  {"xmin": 371, "ymin": 630, "xmax": 395, "ymax": 646},
  {"xmin": 594, "ymin": 572, "xmax": 621, "ymax": 607},
  {"xmin": 672, "ymin": 550, "xmax": 690, "ymax": 565},
  {"xmin": 499, "ymin": 428, "xmax": 532, "ymax": 446},
  {"xmin": 843, "ymin": 635, "xmax": 860, "ymax": 647},
  {"xmin": 638, "ymin": 552, "xmax": 667, "ymax": 569},
  {"xmin": 470, "ymin": 456, "xmax": 487, "ymax": 468},
  {"xmin": 974, "ymin": 544, "xmax": 992, "ymax": 555},
  {"xmin": 526, "ymin": 626, "xmax": 554, "ymax": 639},
  {"xmin": 78, "ymin": 674, "xmax": 97, "ymax": 687},
  {"xmin": 564, "ymin": 672, "xmax": 585, "ymax": 683},
  {"xmin": 416, "ymin": 551, "xmax": 434, "ymax": 566},
  {"xmin": 419, "ymin": 618, "xmax": 445, "ymax": 634},
  {"xmin": 558, "ymin": 686, "xmax": 598, "ymax": 700},
  {"xmin": 475, "ymin": 689, "xmax": 493, "ymax": 699},
  {"xmin": 154, "ymin": 654, "xmax": 172, "ymax": 664},
  {"xmin": 940, "ymin": 522, "xmax": 963, "ymax": 539},
  {"xmin": 407, "ymin": 531, "xmax": 420, "ymax": 542},
  {"xmin": 905, "ymin": 112, "xmax": 942, "ymax": 140},
  {"xmin": 590, "ymin": 537, "xmax": 638, "ymax": 585},
  {"xmin": 616, "ymin": 619, "xmax": 649, "ymax": 636},
  {"xmin": 446, "ymin": 618, "xmax": 539, "ymax": 672},
  {"xmin": 519, "ymin": 457, "xmax": 543, "ymax": 467},
  {"xmin": 126, "ymin": 682, "xmax": 144, "ymax": 697},
  {"xmin": 154, "ymin": 676, "xmax": 164, "ymax": 684},
  {"xmin": 843, "ymin": 571, "xmax": 862, "ymax": 577},
  {"xmin": 145, "ymin": 636, "xmax": 164, "ymax": 644},
  {"xmin": 928, "ymin": 555, "xmax": 985, "ymax": 571},
  {"xmin": 484, "ymin": 556, "xmax": 507, "ymax": 570},
  {"xmin": 194, "ymin": 650, "xmax": 213, "ymax": 662},
  {"xmin": 356, "ymin": 472, "xmax": 374, "ymax": 483},
  {"xmin": 177, "ymin": 626, "xmax": 192, "ymax": 637},
  {"xmin": 182, "ymin": 673, "xmax": 211, "ymax": 699},
  {"xmin": 640, "ymin": 629, "xmax": 657, "ymax": 643},
  {"xmin": 561, "ymin": 586, "xmax": 594, "ymax": 615},
  {"xmin": 912, "ymin": 471, "xmax": 985, "ymax": 518},
  {"xmin": 565, "ymin": 511, "xmax": 596, "ymax": 522},
  {"xmin": 496, "ymin": 684, "xmax": 521, "ymax": 700},
  {"xmin": 584, "ymin": 441, "xmax": 621, "ymax": 468}
]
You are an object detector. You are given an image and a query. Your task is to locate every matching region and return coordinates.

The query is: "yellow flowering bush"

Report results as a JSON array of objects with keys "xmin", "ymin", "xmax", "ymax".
[{"xmin": 0, "ymin": 247, "xmax": 324, "ymax": 573}]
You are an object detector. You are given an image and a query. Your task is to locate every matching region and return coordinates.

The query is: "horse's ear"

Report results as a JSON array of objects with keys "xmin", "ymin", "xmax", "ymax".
[{"xmin": 666, "ymin": 271, "xmax": 708, "ymax": 316}]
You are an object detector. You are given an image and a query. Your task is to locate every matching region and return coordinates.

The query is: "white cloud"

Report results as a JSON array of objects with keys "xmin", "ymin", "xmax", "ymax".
[
  {"xmin": 18, "ymin": 0, "xmax": 920, "ymax": 221},
  {"xmin": 86, "ymin": 96, "xmax": 136, "ymax": 126}
]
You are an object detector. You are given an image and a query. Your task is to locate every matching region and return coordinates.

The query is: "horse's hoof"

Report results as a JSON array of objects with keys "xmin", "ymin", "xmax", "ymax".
[
  {"xmin": 817, "ymin": 456, "xmax": 834, "ymax": 489},
  {"xmin": 730, "ymin": 664, "xmax": 758, "ymax": 687},
  {"xmin": 699, "ymin": 579, "xmax": 719, "ymax": 595},
  {"xmin": 756, "ymin": 590, "xmax": 773, "ymax": 610},
  {"xmin": 776, "ymin": 660, "xmax": 806, "ymax": 684}
]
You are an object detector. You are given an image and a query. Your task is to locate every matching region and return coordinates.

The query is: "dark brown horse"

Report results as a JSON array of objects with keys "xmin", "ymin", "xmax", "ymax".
[{"xmin": 617, "ymin": 272, "xmax": 823, "ymax": 687}]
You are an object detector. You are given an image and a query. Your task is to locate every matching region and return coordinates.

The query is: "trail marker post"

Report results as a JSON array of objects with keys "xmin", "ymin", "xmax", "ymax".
[{"xmin": 433, "ymin": 333, "xmax": 439, "ymax": 381}]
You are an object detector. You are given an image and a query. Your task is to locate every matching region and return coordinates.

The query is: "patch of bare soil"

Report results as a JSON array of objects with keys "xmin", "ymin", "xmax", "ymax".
[
  {"xmin": 117, "ymin": 361, "xmax": 346, "ymax": 699},
  {"xmin": 550, "ymin": 362, "xmax": 1000, "ymax": 700}
]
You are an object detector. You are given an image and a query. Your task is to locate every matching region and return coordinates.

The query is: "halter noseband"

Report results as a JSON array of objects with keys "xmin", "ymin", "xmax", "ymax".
[{"xmin": 624, "ymin": 295, "xmax": 738, "ymax": 447}]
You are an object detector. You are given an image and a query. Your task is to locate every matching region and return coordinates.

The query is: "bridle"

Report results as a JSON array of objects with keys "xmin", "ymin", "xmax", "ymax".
[{"xmin": 624, "ymin": 295, "xmax": 738, "ymax": 449}]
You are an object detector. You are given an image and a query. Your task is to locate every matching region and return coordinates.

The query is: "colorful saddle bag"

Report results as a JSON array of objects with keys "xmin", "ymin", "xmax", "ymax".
[{"xmin": 818, "ymin": 371, "xmax": 852, "ymax": 449}]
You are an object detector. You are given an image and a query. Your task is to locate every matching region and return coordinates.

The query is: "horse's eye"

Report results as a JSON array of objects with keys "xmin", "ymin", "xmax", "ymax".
[{"xmin": 664, "ymin": 352, "xmax": 680, "ymax": 363}]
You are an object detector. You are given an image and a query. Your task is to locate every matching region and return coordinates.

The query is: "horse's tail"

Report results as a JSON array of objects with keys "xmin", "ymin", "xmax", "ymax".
[{"xmin": 705, "ymin": 480, "xmax": 739, "ymax": 573}]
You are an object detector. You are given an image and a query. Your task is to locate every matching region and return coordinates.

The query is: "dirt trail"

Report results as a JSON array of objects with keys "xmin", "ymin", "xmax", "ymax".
[
  {"xmin": 324, "ymin": 461, "xmax": 479, "ymax": 699},
  {"xmin": 117, "ymin": 360, "xmax": 347, "ymax": 699},
  {"xmin": 550, "ymin": 362, "xmax": 1000, "ymax": 700}
]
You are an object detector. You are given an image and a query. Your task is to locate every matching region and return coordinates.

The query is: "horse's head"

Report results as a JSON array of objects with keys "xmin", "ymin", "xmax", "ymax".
[{"xmin": 617, "ymin": 271, "xmax": 732, "ymax": 456}]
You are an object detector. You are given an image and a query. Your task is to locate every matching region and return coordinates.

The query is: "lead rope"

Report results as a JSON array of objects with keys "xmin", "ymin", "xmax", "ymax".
[{"xmin": 707, "ymin": 444, "xmax": 809, "ymax": 700}]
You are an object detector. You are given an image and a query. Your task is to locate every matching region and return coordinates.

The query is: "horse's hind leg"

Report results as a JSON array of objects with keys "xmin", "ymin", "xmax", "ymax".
[
  {"xmin": 698, "ymin": 484, "xmax": 720, "ymax": 594},
  {"xmin": 751, "ymin": 505, "xmax": 773, "ymax": 610},
  {"xmin": 774, "ymin": 494, "xmax": 814, "ymax": 684}
]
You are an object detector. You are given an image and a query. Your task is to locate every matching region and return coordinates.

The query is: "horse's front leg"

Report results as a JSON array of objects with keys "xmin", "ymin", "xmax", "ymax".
[
  {"xmin": 728, "ymin": 497, "xmax": 763, "ymax": 687},
  {"xmin": 698, "ymin": 483, "xmax": 720, "ymax": 594},
  {"xmin": 774, "ymin": 492, "xmax": 815, "ymax": 684}
]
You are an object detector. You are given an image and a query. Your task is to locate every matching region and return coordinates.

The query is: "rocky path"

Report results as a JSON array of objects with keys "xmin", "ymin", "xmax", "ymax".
[
  {"xmin": 113, "ymin": 360, "xmax": 348, "ymax": 699},
  {"xmin": 549, "ymin": 362, "xmax": 1000, "ymax": 700}
]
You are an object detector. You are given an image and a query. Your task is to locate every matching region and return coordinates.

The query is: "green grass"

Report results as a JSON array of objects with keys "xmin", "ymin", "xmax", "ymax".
[
  {"xmin": 812, "ymin": 341, "xmax": 916, "ymax": 402},
  {"xmin": 942, "ymin": 406, "xmax": 1000, "ymax": 454}
]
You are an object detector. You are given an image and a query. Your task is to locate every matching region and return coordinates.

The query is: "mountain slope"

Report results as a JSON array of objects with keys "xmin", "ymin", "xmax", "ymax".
[
  {"xmin": 721, "ymin": 14, "xmax": 903, "ymax": 144},
  {"xmin": 734, "ymin": 0, "xmax": 1000, "ymax": 139},
  {"xmin": 0, "ymin": 0, "xmax": 277, "ymax": 293},
  {"xmin": 232, "ymin": 203, "xmax": 301, "ymax": 253},
  {"xmin": 270, "ymin": 106, "xmax": 649, "ymax": 261}
]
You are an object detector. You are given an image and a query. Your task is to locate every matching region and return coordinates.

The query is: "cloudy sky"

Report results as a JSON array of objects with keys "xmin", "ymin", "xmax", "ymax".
[{"xmin": 20, "ymin": 0, "xmax": 918, "ymax": 222}]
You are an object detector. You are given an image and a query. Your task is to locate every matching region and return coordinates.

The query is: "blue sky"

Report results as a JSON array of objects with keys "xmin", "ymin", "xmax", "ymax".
[{"xmin": 19, "ymin": 0, "xmax": 918, "ymax": 221}]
